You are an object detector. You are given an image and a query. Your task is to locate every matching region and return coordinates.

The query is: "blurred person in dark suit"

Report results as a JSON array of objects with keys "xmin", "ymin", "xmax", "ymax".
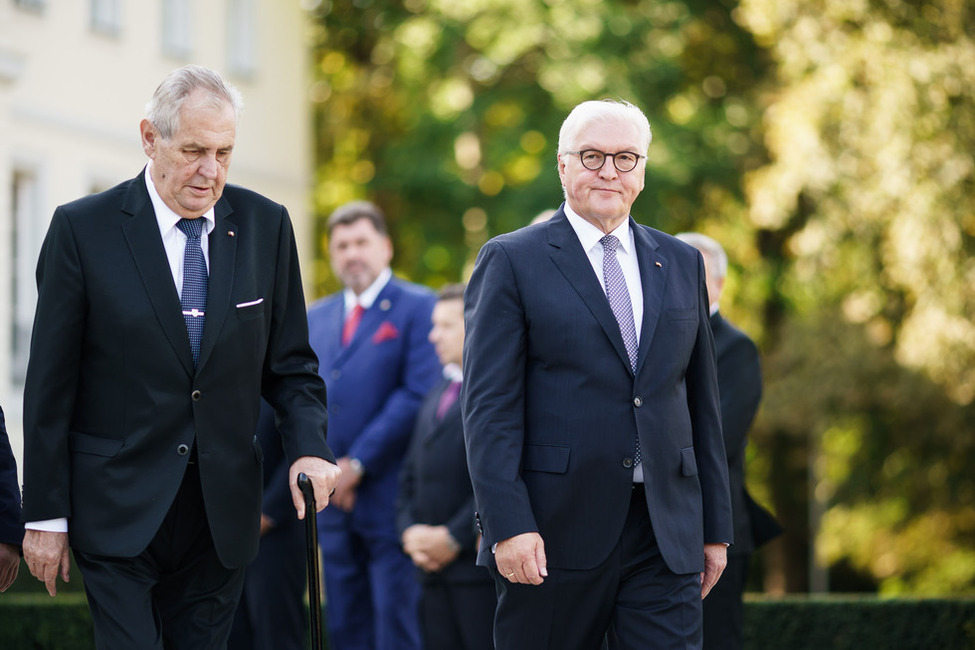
[
  {"xmin": 229, "ymin": 402, "xmax": 308, "ymax": 650},
  {"xmin": 397, "ymin": 283, "xmax": 496, "ymax": 650},
  {"xmin": 1, "ymin": 405, "xmax": 24, "ymax": 592},
  {"xmin": 676, "ymin": 232, "xmax": 783, "ymax": 650}
]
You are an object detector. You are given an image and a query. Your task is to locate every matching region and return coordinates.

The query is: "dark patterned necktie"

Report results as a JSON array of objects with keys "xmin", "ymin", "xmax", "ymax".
[
  {"xmin": 601, "ymin": 234, "xmax": 640, "ymax": 466},
  {"xmin": 176, "ymin": 218, "xmax": 208, "ymax": 367}
]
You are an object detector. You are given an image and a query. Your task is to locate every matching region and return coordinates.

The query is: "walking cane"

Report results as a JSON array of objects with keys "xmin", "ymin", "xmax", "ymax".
[{"xmin": 298, "ymin": 473, "xmax": 324, "ymax": 650}]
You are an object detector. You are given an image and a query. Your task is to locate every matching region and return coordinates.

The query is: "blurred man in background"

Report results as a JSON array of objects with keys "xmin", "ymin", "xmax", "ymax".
[
  {"xmin": 309, "ymin": 200, "xmax": 441, "ymax": 650},
  {"xmin": 676, "ymin": 232, "xmax": 782, "ymax": 650}
]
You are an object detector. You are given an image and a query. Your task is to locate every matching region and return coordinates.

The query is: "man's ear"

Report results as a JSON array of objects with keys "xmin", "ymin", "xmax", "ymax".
[{"xmin": 139, "ymin": 119, "xmax": 157, "ymax": 158}]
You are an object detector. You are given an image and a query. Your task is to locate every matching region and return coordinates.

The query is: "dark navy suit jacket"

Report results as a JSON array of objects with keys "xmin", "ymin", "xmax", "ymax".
[
  {"xmin": 463, "ymin": 208, "xmax": 733, "ymax": 575},
  {"xmin": 397, "ymin": 379, "xmax": 490, "ymax": 585},
  {"xmin": 710, "ymin": 312, "xmax": 780, "ymax": 556}
]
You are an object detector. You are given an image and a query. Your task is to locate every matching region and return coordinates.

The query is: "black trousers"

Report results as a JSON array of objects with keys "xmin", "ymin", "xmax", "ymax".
[
  {"xmin": 420, "ymin": 577, "xmax": 497, "ymax": 650},
  {"xmin": 75, "ymin": 463, "xmax": 245, "ymax": 650},
  {"xmin": 702, "ymin": 552, "xmax": 750, "ymax": 650},
  {"xmin": 493, "ymin": 487, "xmax": 702, "ymax": 650}
]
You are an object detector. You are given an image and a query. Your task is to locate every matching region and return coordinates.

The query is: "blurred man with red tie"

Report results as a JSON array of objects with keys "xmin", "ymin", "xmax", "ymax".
[{"xmin": 308, "ymin": 200, "xmax": 441, "ymax": 650}]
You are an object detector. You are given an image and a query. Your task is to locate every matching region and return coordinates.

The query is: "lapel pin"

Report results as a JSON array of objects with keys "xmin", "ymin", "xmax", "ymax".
[
  {"xmin": 655, "ymin": 261, "xmax": 662, "ymax": 268},
  {"xmin": 228, "ymin": 230, "xmax": 235, "ymax": 237},
  {"xmin": 379, "ymin": 299, "xmax": 391, "ymax": 311}
]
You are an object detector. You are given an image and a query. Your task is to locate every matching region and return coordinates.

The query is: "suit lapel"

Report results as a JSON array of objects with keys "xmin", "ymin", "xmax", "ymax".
[
  {"xmin": 547, "ymin": 211, "xmax": 634, "ymax": 374},
  {"xmin": 339, "ymin": 279, "xmax": 398, "ymax": 359},
  {"xmin": 121, "ymin": 171, "xmax": 196, "ymax": 376},
  {"xmin": 632, "ymin": 222, "xmax": 666, "ymax": 376},
  {"xmin": 197, "ymin": 199, "xmax": 237, "ymax": 372}
]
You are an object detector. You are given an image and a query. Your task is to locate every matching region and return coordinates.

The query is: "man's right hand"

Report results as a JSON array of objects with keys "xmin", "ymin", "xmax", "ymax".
[
  {"xmin": 23, "ymin": 530, "xmax": 70, "ymax": 596},
  {"xmin": 495, "ymin": 532, "xmax": 547, "ymax": 585}
]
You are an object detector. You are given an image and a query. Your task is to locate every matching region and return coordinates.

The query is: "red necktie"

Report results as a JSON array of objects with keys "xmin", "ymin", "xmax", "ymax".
[
  {"xmin": 436, "ymin": 380, "xmax": 462, "ymax": 420},
  {"xmin": 342, "ymin": 304, "xmax": 365, "ymax": 346}
]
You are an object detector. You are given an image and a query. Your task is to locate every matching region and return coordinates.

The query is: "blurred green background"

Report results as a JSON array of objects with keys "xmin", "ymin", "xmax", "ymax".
[{"xmin": 303, "ymin": 0, "xmax": 975, "ymax": 597}]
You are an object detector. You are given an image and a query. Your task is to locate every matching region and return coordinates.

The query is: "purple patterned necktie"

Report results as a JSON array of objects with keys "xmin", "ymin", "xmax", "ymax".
[
  {"xmin": 601, "ymin": 234, "xmax": 640, "ymax": 466},
  {"xmin": 176, "ymin": 218, "xmax": 208, "ymax": 368}
]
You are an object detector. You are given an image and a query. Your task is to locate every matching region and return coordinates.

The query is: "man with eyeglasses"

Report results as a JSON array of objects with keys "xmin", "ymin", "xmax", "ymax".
[{"xmin": 463, "ymin": 99, "xmax": 732, "ymax": 649}]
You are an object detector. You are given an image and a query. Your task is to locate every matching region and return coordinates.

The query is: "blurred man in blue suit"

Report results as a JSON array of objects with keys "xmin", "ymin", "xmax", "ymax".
[{"xmin": 309, "ymin": 201, "xmax": 441, "ymax": 650}]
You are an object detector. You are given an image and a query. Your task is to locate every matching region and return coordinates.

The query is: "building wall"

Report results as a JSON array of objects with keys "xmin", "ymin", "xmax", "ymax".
[{"xmin": 0, "ymin": 0, "xmax": 314, "ymax": 472}]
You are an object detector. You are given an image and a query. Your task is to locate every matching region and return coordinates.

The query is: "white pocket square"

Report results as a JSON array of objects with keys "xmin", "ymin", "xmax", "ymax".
[{"xmin": 236, "ymin": 298, "xmax": 264, "ymax": 308}]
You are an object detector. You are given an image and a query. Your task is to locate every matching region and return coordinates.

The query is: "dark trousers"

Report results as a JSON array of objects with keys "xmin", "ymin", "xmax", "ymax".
[
  {"xmin": 420, "ymin": 578, "xmax": 497, "ymax": 650},
  {"xmin": 75, "ymin": 463, "xmax": 245, "ymax": 650},
  {"xmin": 493, "ymin": 487, "xmax": 702, "ymax": 650},
  {"xmin": 702, "ymin": 553, "xmax": 750, "ymax": 650},
  {"xmin": 319, "ymin": 517, "xmax": 422, "ymax": 650},
  {"xmin": 228, "ymin": 515, "xmax": 307, "ymax": 650}
]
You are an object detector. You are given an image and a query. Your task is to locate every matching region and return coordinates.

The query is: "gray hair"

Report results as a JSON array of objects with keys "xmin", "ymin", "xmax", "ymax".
[
  {"xmin": 557, "ymin": 99, "xmax": 652, "ymax": 157},
  {"xmin": 675, "ymin": 232, "xmax": 728, "ymax": 280},
  {"xmin": 146, "ymin": 65, "xmax": 243, "ymax": 139}
]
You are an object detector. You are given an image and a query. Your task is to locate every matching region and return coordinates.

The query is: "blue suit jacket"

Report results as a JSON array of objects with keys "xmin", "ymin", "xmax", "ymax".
[
  {"xmin": 463, "ymin": 208, "xmax": 733, "ymax": 575},
  {"xmin": 308, "ymin": 277, "xmax": 440, "ymax": 531}
]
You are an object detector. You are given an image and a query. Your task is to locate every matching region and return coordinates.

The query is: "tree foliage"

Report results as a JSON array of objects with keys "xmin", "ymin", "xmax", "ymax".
[{"xmin": 307, "ymin": 0, "xmax": 975, "ymax": 595}]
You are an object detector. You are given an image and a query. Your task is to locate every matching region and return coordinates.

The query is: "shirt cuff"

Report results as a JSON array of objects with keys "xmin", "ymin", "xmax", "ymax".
[{"xmin": 25, "ymin": 518, "xmax": 68, "ymax": 533}]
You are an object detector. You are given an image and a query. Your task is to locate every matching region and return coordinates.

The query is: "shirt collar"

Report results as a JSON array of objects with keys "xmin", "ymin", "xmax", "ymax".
[
  {"xmin": 344, "ymin": 267, "xmax": 392, "ymax": 312},
  {"xmin": 442, "ymin": 363, "xmax": 463, "ymax": 382},
  {"xmin": 144, "ymin": 161, "xmax": 215, "ymax": 235},
  {"xmin": 563, "ymin": 203, "xmax": 633, "ymax": 256}
]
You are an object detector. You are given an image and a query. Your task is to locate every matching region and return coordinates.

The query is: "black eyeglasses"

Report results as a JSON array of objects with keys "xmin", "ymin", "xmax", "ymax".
[{"xmin": 564, "ymin": 149, "xmax": 646, "ymax": 172}]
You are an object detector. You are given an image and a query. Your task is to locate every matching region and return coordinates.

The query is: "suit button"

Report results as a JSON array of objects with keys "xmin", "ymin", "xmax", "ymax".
[
  {"xmin": 177, "ymin": 444, "xmax": 190, "ymax": 456},
  {"xmin": 191, "ymin": 390, "xmax": 202, "ymax": 401},
  {"xmin": 622, "ymin": 457, "xmax": 634, "ymax": 468},
  {"xmin": 633, "ymin": 396, "xmax": 643, "ymax": 407}
]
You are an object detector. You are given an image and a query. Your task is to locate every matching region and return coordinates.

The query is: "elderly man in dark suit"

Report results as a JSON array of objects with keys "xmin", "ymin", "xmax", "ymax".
[
  {"xmin": 676, "ymin": 232, "xmax": 782, "ymax": 650},
  {"xmin": 397, "ymin": 283, "xmax": 496, "ymax": 650},
  {"xmin": 20, "ymin": 65, "xmax": 340, "ymax": 649},
  {"xmin": 1, "ymin": 405, "xmax": 24, "ymax": 592},
  {"xmin": 463, "ymin": 99, "xmax": 733, "ymax": 650}
]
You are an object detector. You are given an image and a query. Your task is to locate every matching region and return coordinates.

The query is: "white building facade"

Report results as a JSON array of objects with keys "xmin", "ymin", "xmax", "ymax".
[{"xmin": 0, "ymin": 0, "xmax": 315, "ymax": 470}]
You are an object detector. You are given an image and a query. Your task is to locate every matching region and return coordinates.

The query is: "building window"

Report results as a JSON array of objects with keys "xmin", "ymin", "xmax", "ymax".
[
  {"xmin": 227, "ymin": 0, "xmax": 257, "ymax": 78},
  {"xmin": 9, "ymin": 170, "xmax": 42, "ymax": 388},
  {"xmin": 14, "ymin": 0, "xmax": 47, "ymax": 13},
  {"xmin": 162, "ymin": 0, "xmax": 193, "ymax": 59},
  {"xmin": 90, "ymin": 0, "xmax": 122, "ymax": 36}
]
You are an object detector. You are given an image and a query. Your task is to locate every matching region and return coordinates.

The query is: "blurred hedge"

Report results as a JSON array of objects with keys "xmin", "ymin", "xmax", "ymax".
[
  {"xmin": 2, "ymin": 594, "xmax": 973, "ymax": 649},
  {"xmin": 742, "ymin": 595, "xmax": 975, "ymax": 649}
]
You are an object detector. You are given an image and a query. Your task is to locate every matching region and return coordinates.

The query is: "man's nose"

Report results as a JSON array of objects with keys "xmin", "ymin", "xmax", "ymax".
[{"xmin": 198, "ymin": 154, "xmax": 219, "ymax": 179}]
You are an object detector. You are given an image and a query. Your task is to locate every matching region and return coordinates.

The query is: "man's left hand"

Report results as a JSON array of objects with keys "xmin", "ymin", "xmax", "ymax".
[
  {"xmin": 289, "ymin": 456, "xmax": 342, "ymax": 519},
  {"xmin": 700, "ymin": 543, "xmax": 727, "ymax": 599}
]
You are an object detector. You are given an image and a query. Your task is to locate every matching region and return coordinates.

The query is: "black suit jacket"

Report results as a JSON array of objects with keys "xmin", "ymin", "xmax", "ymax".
[
  {"xmin": 21, "ymin": 170, "xmax": 333, "ymax": 568},
  {"xmin": 0, "ymin": 406, "xmax": 24, "ymax": 547},
  {"xmin": 710, "ymin": 312, "xmax": 780, "ymax": 556},
  {"xmin": 397, "ymin": 379, "xmax": 488, "ymax": 585},
  {"xmin": 463, "ymin": 208, "xmax": 733, "ymax": 575}
]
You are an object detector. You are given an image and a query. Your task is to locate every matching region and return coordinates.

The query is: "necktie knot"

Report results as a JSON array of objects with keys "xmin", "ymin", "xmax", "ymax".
[
  {"xmin": 177, "ymin": 217, "xmax": 204, "ymax": 240},
  {"xmin": 600, "ymin": 234, "xmax": 620, "ymax": 253}
]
